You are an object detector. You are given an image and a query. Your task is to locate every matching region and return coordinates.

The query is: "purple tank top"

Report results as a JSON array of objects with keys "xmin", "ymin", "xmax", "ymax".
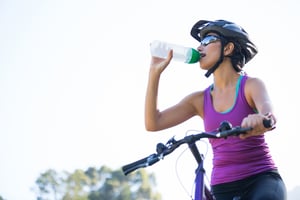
[{"xmin": 203, "ymin": 75, "xmax": 276, "ymax": 185}]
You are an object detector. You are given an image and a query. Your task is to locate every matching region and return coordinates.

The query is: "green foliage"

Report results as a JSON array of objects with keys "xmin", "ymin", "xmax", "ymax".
[{"xmin": 33, "ymin": 166, "xmax": 161, "ymax": 200}]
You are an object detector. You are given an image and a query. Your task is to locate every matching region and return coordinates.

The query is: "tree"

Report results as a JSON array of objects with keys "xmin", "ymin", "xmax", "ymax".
[
  {"xmin": 62, "ymin": 169, "xmax": 90, "ymax": 200},
  {"xmin": 34, "ymin": 169, "xmax": 63, "ymax": 200},
  {"xmin": 33, "ymin": 166, "xmax": 161, "ymax": 200}
]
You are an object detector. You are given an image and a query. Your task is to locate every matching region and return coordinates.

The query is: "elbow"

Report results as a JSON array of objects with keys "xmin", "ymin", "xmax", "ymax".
[
  {"xmin": 145, "ymin": 121, "xmax": 160, "ymax": 132},
  {"xmin": 145, "ymin": 124, "xmax": 157, "ymax": 132},
  {"xmin": 145, "ymin": 111, "xmax": 163, "ymax": 132}
]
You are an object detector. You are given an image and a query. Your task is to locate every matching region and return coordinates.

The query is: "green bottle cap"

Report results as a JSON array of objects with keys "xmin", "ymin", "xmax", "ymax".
[{"xmin": 186, "ymin": 48, "xmax": 200, "ymax": 64}]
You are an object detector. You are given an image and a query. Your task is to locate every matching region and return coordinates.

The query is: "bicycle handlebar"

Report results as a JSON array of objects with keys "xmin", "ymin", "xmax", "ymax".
[{"xmin": 122, "ymin": 119, "xmax": 272, "ymax": 175}]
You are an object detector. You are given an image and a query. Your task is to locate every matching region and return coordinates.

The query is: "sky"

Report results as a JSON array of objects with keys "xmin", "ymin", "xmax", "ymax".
[{"xmin": 0, "ymin": 0, "xmax": 300, "ymax": 199}]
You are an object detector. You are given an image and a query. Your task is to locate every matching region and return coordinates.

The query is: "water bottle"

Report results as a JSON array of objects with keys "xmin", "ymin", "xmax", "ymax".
[{"xmin": 150, "ymin": 40, "xmax": 200, "ymax": 64}]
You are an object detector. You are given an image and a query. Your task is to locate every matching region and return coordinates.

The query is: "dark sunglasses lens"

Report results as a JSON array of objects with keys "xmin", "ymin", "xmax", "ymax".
[{"xmin": 201, "ymin": 36, "xmax": 219, "ymax": 46}]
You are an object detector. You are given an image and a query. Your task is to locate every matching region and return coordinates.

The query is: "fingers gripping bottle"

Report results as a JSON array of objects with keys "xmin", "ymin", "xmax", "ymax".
[{"xmin": 150, "ymin": 40, "xmax": 200, "ymax": 64}]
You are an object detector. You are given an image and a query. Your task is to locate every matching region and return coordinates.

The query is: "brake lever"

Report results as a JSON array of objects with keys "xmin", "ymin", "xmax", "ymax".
[{"xmin": 166, "ymin": 136, "xmax": 176, "ymax": 145}]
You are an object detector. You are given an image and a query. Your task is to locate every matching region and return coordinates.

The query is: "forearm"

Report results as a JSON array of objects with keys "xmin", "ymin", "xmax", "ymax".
[
  {"xmin": 144, "ymin": 69, "xmax": 161, "ymax": 131},
  {"xmin": 145, "ymin": 53, "xmax": 173, "ymax": 131}
]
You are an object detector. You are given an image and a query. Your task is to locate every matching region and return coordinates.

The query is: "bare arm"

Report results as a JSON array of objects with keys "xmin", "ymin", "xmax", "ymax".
[
  {"xmin": 240, "ymin": 77, "xmax": 276, "ymax": 139},
  {"xmin": 145, "ymin": 51, "xmax": 199, "ymax": 131}
]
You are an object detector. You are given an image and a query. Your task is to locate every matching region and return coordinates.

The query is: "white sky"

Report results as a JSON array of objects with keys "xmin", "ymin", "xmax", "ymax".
[{"xmin": 0, "ymin": 0, "xmax": 300, "ymax": 199}]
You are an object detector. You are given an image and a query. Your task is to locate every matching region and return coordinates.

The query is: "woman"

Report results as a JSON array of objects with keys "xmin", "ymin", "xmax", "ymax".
[{"xmin": 145, "ymin": 19, "xmax": 287, "ymax": 199}]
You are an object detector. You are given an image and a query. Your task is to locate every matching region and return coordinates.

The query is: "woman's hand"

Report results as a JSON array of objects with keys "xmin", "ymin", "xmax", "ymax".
[
  {"xmin": 150, "ymin": 50, "xmax": 173, "ymax": 74},
  {"xmin": 240, "ymin": 113, "xmax": 272, "ymax": 139}
]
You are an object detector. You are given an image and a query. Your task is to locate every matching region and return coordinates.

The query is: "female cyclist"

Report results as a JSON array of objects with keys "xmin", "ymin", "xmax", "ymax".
[{"xmin": 145, "ymin": 19, "xmax": 287, "ymax": 199}]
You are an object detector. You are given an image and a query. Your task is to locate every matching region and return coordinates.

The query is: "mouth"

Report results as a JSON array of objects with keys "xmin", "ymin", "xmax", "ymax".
[{"xmin": 200, "ymin": 53, "xmax": 206, "ymax": 58}]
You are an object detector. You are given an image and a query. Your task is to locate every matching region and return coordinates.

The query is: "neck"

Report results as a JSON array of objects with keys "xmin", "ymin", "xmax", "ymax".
[{"xmin": 212, "ymin": 62, "xmax": 241, "ymax": 90}]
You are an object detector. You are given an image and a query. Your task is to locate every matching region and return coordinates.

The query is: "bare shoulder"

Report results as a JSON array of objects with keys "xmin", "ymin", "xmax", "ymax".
[
  {"xmin": 245, "ymin": 76, "xmax": 267, "ymax": 91},
  {"xmin": 245, "ymin": 76, "xmax": 269, "ymax": 108},
  {"xmin": 181, "ymin": 90, "xmax": 205, "ymax": 118},
  {"xmin": 183, "ymin": 90, "xmax": 204, "ymax": 102}
]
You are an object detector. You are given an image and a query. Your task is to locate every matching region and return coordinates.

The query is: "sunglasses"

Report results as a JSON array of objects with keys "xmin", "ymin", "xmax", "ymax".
[{"xmin": 200, "ymin": 35, "xmax": 221, "ymax": 46}]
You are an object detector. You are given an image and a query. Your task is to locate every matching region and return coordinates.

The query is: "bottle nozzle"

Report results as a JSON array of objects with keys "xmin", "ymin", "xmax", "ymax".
[{"xmin": 186, "ymin": 48, "xmax": 201, "ymax": 64}]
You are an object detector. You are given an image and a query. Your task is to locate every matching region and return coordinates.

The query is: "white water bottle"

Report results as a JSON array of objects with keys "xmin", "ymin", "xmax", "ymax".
[{"xmin": 150, "ymin": 40, "xmax": 200, "ymax": 64}]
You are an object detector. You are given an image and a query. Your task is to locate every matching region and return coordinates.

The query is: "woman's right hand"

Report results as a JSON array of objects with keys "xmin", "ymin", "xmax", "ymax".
[{"xmin": 150, "ymin": 50, "xmax": 173, "ymax": 74}]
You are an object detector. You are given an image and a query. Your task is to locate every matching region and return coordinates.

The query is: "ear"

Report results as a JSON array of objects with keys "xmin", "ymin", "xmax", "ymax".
[{"xmin": 224, "ymin": 42, "xmax": 234, "ymax": 56}]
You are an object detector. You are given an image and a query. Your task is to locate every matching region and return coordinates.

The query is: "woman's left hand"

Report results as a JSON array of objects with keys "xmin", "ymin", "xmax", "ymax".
[{"xmin": 239, "ymin": 113, "xmax": 270, "ymax": 139}]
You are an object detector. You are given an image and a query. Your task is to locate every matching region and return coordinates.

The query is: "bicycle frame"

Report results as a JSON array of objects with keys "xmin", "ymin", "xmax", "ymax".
[
  {"xmin": 122, "ymin": 120, "xmax": 272, "ymax": 200},
  {"xmin": 122, "ymin": 131, "xmax": 221, "ymax": 200},
  {"xmin": 189, "ymin": 142, "xmax": 214, "ymax": 200}
]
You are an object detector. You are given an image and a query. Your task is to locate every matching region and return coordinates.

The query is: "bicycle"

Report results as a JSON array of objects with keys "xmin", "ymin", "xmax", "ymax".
[{"xmin": 122, "ymin": 119, "xmax": 272, "ymax": 200}]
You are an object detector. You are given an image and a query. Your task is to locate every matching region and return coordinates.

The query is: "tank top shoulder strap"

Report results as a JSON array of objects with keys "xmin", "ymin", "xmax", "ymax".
[{"xmin": 238, "ymin": 75, "xmax": 250, "ymax": 107}]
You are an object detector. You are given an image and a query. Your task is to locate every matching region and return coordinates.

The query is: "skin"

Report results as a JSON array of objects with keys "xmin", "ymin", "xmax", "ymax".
[{"xmin": 145, "ymin": 33, "xmax": 276, "ymax": 139}]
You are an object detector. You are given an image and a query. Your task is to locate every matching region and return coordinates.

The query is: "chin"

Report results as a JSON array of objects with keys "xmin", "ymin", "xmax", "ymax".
[{"xmin": 199, "ymin": 64, "xmax": 209, "ymax": 70}]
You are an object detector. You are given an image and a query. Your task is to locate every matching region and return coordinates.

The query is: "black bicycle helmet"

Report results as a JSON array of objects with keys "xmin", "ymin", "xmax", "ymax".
[{"xmin": 190, "ymin": 19, "xmax": 258, "ymax": 77}]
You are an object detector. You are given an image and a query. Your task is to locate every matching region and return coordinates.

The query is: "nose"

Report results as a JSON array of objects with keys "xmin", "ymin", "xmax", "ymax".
[
  {"xmin": 197, "ymin": 44, "xmax": 203, "ymax": 51},
  {"xmin": 197, "ymin": 43, "xmax": 203, "ymax": 51}
]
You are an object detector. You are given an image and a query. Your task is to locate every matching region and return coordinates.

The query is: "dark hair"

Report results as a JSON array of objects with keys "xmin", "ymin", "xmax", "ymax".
[{"xmin": 226, "ymin": 38, "xmax": 245, "ymax": 72}]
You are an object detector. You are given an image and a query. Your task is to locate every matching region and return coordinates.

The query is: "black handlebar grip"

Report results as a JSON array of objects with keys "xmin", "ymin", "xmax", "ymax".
[
  {"xmin": 122, "ymin": 154, "xmax": 160, "ymax": 175},
  {"xmin": 122, "ymin": 156, "xmax": 149, "ymax": 175},
  {"xmin": 263, "ymin": 118, "xmax": 272, "ymax": 128}
]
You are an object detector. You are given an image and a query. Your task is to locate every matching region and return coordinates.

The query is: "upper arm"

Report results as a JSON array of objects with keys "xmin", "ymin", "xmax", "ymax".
[
  {"xmin": 245, "ymin": 77, "xmax": 273, "ymax": 114},
  {"xmin": 155, "ymin": 91, "xmax": 204, "ymax": 130}
]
